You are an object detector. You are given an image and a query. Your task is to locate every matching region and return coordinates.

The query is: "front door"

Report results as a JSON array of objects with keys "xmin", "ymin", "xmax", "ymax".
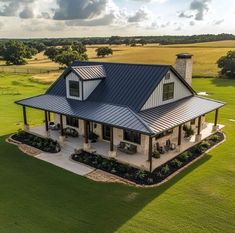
[{"xmin": 102, "ymin": 125, "xmax": 111, "ymax": 141}]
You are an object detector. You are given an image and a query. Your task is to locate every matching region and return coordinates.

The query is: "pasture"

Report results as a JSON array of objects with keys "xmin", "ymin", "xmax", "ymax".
[{"xmin": 1, "ymin": 40, "xmax": 235, "ymax": 80}]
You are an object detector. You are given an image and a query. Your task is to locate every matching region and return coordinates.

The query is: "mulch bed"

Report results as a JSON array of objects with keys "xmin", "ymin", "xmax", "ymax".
[
  {"xmin": 72, "ymin": 132, "xmax": 224, "ymax": 186},
  {"xmin": 12, "ymin": 131, "xmax": 61, "ymax": 154}
]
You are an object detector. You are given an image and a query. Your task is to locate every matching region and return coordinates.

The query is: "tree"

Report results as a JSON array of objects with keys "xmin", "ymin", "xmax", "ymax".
[
  {"xmin": 44, "ymin": 47, "xmax": 60, "ymax": 61},
  {"xmin": 96, "ymin": 47, "xmax": 113, "ymax": 58},
  {"xmin": 1, "ymin": 40, "xmax": 36, "ymax": 65},
  {"xmin": 44, "ymin": 43, "xmax": 88, "ymax": 67},
  {"xmin": 71, "ymin": 42, "xmax": 87, "ymax": 54},
  {"xmin": 217, "ymin": 51, "xmax": 235, "ymax": 78},
  {"xmin": 54, "ymin": 50, "xmax": 87, "ymax": 67}
]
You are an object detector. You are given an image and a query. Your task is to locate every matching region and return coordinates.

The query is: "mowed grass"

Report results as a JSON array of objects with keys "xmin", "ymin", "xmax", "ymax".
[{"xmin": 0, "ymin": 72, "xmax": 235, "ymax": 232}]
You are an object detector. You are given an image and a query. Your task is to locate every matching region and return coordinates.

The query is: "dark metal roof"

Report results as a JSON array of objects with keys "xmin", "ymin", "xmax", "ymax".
[
  {"xmin": 16, "ymin": 94, "xmax": 153, "ymax": 134},
  {"xmin": 16, "ymin": 61, "xmax": 224, "ymax": 135},
  {"xmin": 71, "ymin": 65, "xmax": 106, "ymax": 80},
  {"xmin": 139, "ymin": 96, "xmax": 224, "ymax": 134},
  {"xmin": 46, "ymin": 61, "xmax": 181, "ymax": 111}
]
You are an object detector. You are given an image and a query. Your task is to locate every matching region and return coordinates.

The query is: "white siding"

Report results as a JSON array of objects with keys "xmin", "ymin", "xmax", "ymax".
[
  {"xmin": 65, "ymin": 72, "xmax": 101, "ymax": 100},
  {"xmin": 141, "ymin": 71, "xmax": 192, "ymax": 110},
  {"xmin": 83, "ymin": 80, "xmax": 101, "ymax": 100},
  {"xmin": 66, "ymin": 72, "xmax": 82, "ymax": 101}
]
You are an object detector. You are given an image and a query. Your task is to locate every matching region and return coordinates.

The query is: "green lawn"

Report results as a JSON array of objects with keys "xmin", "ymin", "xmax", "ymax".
[{"xmin": 0, "ymin": 73, "xmax": 235, "ymax": 233}]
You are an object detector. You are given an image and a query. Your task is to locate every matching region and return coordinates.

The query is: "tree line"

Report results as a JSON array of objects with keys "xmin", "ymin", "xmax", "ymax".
[{"xmin": 1, "ymin": 33, "xmax": 234, "ymax": 47}]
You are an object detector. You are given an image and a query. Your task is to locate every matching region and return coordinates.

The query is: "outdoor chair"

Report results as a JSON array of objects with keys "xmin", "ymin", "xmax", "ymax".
[{"xmin": 117, "ymin": 141, "xmax": 137, "ymax": 154}]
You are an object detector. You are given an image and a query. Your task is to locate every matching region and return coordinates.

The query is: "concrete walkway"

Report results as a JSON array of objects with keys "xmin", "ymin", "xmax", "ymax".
[{"xmin": 35, "ymin": 145, "xmax": 95, "ymax": 176}]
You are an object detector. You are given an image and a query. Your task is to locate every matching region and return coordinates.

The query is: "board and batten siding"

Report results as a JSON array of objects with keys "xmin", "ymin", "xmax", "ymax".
[
  {"xmin": 83, "ymin": 80, "xmax": 102, "ymax": 100},
  {"xmin": 141, "ymin": 71, "xmax": 192, "ymax": 110}
]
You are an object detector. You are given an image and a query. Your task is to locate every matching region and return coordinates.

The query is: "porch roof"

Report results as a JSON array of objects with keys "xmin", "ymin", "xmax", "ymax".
[
  {"xmin": 16, "ymin": 94, "xmax": 152, "ymax": 135},
  {"xmin": 16, "ymin": 94, "xmax": 224, "ymax": 136},
  {"xmin": 139, "ymin": 96, "xmax": 224, "ymax": 134}
]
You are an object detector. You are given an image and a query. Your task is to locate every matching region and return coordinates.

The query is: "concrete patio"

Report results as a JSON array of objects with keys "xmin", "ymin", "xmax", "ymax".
[{"xmin": 28, "ymin": 122, "xmax": 223, "ymax": 172}]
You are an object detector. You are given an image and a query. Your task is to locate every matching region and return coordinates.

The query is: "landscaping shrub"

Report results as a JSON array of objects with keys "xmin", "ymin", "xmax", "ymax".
[
  {"xmin": 12, "ymin": 131, "xmax": 60, "ymax": 153},
  {"xmin": 135, "ymin": 170, "xmax": 147, "ymax": 180},
  {"xmin": 210, "ymin": 134, "xmax": 220, "ymax": 142},
  {"xmin": 152, "ymin": 151, "xmax": 161, "ymax": 159},
  {"xmin": 160, "ymin": 165, "xmax": 170, "ymax": 175},
  {"xmin": 178, "ymin": 152, "xmax": 189, "ymax": 162},
  {"xmin": 71, "ymin": 132, "xmax": 223, "ymax": 186},
  {"xmin": 170, "ymin": 159, "xmax": 183, "ymax": 168}
]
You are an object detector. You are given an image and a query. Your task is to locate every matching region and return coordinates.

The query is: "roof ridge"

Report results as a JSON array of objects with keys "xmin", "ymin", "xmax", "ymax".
[
  {"xmin": 126, "ymin": 106, "xmax": 154, "ymax": 134},
  {"xmin": 73, "ymin": 60, "xmax": 171, "ymax": 68}
]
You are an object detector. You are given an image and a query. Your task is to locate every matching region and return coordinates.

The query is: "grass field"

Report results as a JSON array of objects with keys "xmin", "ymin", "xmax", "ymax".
[
  {"xmin": 0, "ymin": 72, "xmax": 235, "ymax": 232},
  {"xmin": 1, "ymin": 40, "xmax": 235, "ymax": 79}
]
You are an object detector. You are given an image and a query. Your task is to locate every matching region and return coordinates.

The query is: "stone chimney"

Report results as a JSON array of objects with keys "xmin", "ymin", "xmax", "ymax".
[{"xmin": 175, "ymin": 53, "xmax": 193, "ymax": 86}]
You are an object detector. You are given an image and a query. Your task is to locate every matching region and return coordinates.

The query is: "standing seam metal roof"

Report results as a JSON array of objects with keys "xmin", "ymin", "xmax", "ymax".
[
  {"xmin": 139, "ymin": 96, "xmax": 224, "ymax": 134},
  {"xmin": 71, "ymin": 65, "xmax": 106, "ymax": 80},
  {"xmin": 16, "ymin": 94, "xmax": 153, "ymax": 134},
  {"xmin": 46, "ymin": 61, "xmax": 174, "ymax": 111}
]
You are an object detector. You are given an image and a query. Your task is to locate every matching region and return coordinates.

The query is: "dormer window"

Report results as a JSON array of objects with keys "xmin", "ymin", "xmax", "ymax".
[{"xmin": 69, "ymin": 81, "xmax": 80, "ymax": 97}]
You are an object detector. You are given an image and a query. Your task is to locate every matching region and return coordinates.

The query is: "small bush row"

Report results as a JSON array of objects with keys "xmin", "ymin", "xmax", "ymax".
[{"xmin": 12, "ymin": 130, "xmax": 61, "ymax": 153}]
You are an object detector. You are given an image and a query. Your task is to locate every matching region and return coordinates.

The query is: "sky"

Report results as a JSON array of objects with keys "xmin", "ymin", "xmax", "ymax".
[{"xmin": 0, "ymin": 0, "xmax": 234, "ymax": 38}]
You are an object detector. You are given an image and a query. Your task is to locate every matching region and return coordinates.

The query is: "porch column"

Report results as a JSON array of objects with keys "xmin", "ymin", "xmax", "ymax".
[
  {"xmin": 59, "ymin": 114, "xmax": 65, "ymax": 143},
  {"xmin": 148, "ymin": 136, "xmax": 153, "ymax": 173},
  {"xmin": 44, "ymin": 111, "xmax": 49, "ymax": 136},
  {"xmin": 196, "ymin": 116, "xmax": 202, "ymax": 142},
  {"xmin": 213, "ymin": 109, "xmax": 219, "ymax": 131},
  {"xmin": 108, "ymin": 127, "xmax": 117, "ymax": 157},
  {"xmin": 83, "ymin": 120, "xmax": 91, "ymax": 151},
  {"xmin": 22, "ymin": 106, "xmax": 29, "ymax": 131},
  {"xmin": 48, "ymin": 111, "xmax": 51, "ymax": 122},
  {"xmin": 177, "ymin": 125, "xmax": 182, "ymax": 152}
]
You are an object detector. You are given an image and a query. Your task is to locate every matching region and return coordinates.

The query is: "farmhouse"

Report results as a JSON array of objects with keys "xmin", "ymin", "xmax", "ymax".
[{"xmin": 16, "ymin": 54, "xmax": 224, "ymax": 172}]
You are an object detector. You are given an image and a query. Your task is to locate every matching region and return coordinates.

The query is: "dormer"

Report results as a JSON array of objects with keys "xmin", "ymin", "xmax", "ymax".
[{"xmin": 65, "ymin": 65, "xmax": 106, "ymax": 101}]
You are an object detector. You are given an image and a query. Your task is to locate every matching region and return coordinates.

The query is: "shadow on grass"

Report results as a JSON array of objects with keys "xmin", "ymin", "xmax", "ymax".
[
  {"xmin": 211, "ymin": 77, "xmax": 235, "ymax": 87},
  {"xmin": 0, "ymin": 135, "xmax": 211, "ymax": 233}
]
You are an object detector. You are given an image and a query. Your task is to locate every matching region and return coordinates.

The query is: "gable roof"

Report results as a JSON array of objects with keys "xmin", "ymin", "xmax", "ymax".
[
  {"xmin": 71, "ymin": 65, "xmax": 106, "ymax": 81},
  {"xmin": 47, "ymin": 61, "xmax": 195, "ymax": 111}
]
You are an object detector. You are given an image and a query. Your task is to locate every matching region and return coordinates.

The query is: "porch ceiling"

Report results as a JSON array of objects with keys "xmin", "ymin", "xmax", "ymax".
[{"xmin": 139, "ymin": 96, "xmax": 225, "ymax": 134}]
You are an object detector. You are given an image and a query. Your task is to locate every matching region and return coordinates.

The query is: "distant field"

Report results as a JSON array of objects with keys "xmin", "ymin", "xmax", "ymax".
[
  {"xmin": 1, "ymin": 40, "xmax": 235, "ymax": 79},
  {"xmin": 87, "ymin": 41, "xmax": 235, "ymax": 77}
]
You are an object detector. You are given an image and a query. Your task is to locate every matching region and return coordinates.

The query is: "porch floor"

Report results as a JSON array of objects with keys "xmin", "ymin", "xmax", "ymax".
[{"xmin": 28, "ymin": 123, "xmax": 224, "ymax": 172}]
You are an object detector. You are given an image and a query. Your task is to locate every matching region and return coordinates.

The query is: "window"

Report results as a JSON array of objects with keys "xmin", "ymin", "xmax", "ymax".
[
  {"xmin": 123, "ymin": 130, "xmax": 141, "ymax": 144},
  {"xmin": 163, "ymin": 83, "xmax": 174, "ymax": 101},
  {"xmin": 69, "ymin": 81, "xmax": 80, "ymax": 97},
  {"xmin": 103, "ymin": 125, "xmax": 111, "ymax": 141},
  {"xmin": 66, "ymin": 116, "xmax": 79, "ymax": 128}
]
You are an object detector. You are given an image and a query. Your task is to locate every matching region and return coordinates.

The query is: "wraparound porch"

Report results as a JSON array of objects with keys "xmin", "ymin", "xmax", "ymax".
[{"xmin": 27, "ymin": 121, "xmax": 223, "ymax": 172}]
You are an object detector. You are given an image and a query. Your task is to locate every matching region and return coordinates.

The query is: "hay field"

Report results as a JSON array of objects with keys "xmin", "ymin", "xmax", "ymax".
[
  {"xmin": 87, "ymin": 42, "xmax": 235, "ymax": 77},
  {"xmin": 1, "ymin": 40, "xmax": 235, "ymax": 80}
]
